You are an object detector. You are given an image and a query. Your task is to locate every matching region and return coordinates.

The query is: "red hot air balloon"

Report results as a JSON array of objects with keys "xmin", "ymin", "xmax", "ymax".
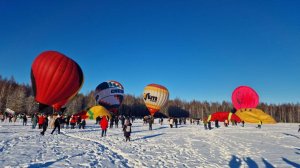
[
  {"xmin": 31, "ymin": 51, "xmax": 84, "ymax": 106},
  {"xmin": 52, "ymin": 99, "xmax": 69, "ymax": 111},
  {"xmin": 232, "ymin": 86, "xmax": 259, "ymax": 110}
]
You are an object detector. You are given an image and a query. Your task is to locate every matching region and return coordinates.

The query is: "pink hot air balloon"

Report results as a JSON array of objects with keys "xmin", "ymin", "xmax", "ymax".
[{"xmin": 232, "ymin": 86, "xmax": 259, "ymax": 110}]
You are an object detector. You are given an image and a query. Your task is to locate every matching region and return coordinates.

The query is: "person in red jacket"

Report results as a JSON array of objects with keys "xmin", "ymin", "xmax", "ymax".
[
  {"xmin": 70, "ymin": 115, "xmax": 76, "ymax": 129},
  {"xmin": 100, "ymin": 116, "xmax": 109, "ymax": 137},
  {"xmin": 38, "ymin": 114, "xmax": 45, "ymax": 129}
]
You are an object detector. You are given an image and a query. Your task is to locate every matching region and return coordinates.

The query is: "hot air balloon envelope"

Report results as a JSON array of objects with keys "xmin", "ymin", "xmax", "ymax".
[
  {"xmin": 87, "ymin": 106, "xmax": 112, "ymax": 120},
  {"xmin": 143, "ymin": 84, "xmax": 169, "ymax": 116},
  {"xmin": 232, "ymin": 86, "xmax": 259, "ymax": 110},
  {"xmin": 235, "ymin": 108, "xmax": 276, "ymax": 124},
  {"xmin": 52, "ymin": 99, "xmax": 69, "ymax": 111},
  {"xmin": 208, "ymin": 112, "xmax": 241, "ymax": 122},
  {"xmin": 94, "ymin": 81, "xmax": 124, "ymax": 114},
  {"xmin": 31, "ymin": 51, "xmax": 84, "ymax": 106}
]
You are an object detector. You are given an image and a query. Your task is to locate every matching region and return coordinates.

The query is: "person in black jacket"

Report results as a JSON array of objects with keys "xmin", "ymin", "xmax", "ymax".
[
  {"xmin": 80, "ymin": 119, "xmax": 86, "ymax": 129},
  {"xmin": 95, "ymin": 116, "xmax": 101, "ymax": 124},
  {"xmin": 51, "ymin": 115, "xmax": 61, "ymax": 134},
  {"xmin": 40, "ymin": 115, "xmax": 48, "ymax": 136}
]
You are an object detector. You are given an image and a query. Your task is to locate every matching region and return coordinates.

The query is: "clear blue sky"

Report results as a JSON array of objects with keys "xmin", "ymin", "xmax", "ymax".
[{"xmin": 0, "ymin": 0, "xmax": 299, "ymax": 104}]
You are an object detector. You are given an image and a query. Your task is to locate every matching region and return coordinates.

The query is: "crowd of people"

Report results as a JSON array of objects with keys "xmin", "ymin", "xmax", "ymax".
[{"xmin": 2, "ymin": 112, "xmax": 299, "ymax": 143}]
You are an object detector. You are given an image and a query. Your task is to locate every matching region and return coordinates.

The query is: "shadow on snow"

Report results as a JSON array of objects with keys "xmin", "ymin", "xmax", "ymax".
[
  {"xmin": 229, "ymin": 155, "xmax": 275, "ymax": 168},
  {"xmin": 132, "ymin": 133, "xmax": 165, "ymax": 141},
  {"xmin": 28, "ymin": 153, "xmax": 84, "ymax": 168},
  {"xmin": 282, "ymin": 157, "xmax": 300, "ymax": 168},
  {"xmin": 282, "ymin": 133, "xmax": 300, "ymax": 139}
]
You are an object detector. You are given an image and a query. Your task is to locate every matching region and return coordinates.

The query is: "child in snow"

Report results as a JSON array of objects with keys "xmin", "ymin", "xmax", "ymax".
[{"xmin": 123, "ymin": 119, "xmax": 132, "ymax": 142}]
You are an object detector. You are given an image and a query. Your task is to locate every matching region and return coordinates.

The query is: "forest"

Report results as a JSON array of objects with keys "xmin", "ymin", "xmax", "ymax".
[{"xmin": 0, "ymin": 75, "xmax": 299, "ymax": 123}]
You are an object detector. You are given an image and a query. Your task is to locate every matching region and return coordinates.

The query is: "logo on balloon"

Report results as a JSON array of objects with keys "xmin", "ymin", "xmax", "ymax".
[
  {"xmin": 144, "ymin": 93, "xmax": 157, "ymax": 102},
  {"xmin": 111, "ymin": 89, "xmax": 124, "ymax": 94}
]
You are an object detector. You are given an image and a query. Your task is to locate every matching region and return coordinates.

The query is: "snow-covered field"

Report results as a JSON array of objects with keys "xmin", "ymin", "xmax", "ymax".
[{"xmin": 0, "ymin": 119, "xmax": 299, "ymax": 168}]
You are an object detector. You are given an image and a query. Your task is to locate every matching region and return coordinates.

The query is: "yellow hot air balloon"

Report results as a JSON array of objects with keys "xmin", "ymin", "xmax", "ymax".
[
  {"xmin": 143, "ymin": 84, "xmax": 169, "ymax": 116},
  {"xmin": 235, "ymin": 108, "xmax": 276, "ymax": 124},
  {"xmin": 87, "ymin": 106, "xmax": 112, "ymax": 120}
]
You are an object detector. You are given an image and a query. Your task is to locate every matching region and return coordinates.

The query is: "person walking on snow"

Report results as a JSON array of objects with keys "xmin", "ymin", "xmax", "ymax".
[
  {"xmin": 123, "ymin": 119, "xmax": 132, "ymax": 142},
  {"xmin": 51, "ymin": 115, "xmax": 61, "ymax": 134},
  {"xmin": 100, "ymin": 116, "xmax": 109, "ymax": 137},
  {"xmin": 40, "ymin": 115, "xmax": 48, "ymax": 135}
]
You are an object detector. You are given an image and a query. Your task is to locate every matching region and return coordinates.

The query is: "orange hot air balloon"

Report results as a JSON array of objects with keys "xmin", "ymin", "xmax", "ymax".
[
  {"xmin": 31, "ymin": 51, "xmax": 84, "ymax": 106},
  {"xmin": 143, "ymin": 84, "xmax": 169, "ymax": 116}
]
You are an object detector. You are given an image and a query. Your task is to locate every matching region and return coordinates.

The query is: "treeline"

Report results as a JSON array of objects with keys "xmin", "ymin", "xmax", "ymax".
[{"xmin": 0, "ymin": 76, "xmax": 299, "ymax": 123}]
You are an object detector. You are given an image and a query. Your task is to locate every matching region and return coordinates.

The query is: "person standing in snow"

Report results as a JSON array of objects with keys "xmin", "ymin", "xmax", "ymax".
[
  {"xmin": 203, "ymin": 119, "xmax": 208, "ymax": 130},
  {"xmin": 77, "ymin": 116, "xmax": 82, "ymax": 128},
  {"xmin": 40, "ymin": 115, "xmax": 48, "ymax": 135},
  {"xmin": 174, "ymin": 118, "xmax": 178, "ymax": 128},
  {"xmin": 121, "ymin": 115, "xmax": 125, "ymax": 127},
  {"xmin": 95, "ymin": 116, "xmax": 101, "ymax": 124},
  {"xmin": 224, "ymin": 119, "xmax": 229, "ymax": 127},
  {"xmin": 215, "ymin": 120, "xmax": 219, "ymax": 128},
  {"xmin": 169, "ymin": 118, "xmax": 174, "ymax": 128},
  {"xmin": 109, "ymin": 116, "xmax": 114, "ymax": 129},
  {"xmin": 65, "ymin": 115, "xmax": 71, "ymax": 129},
  {"xmin": 23, "ymin": 114, "xmax": 27, "ymax": 126},
  {"xmin": 38, "ymin": 114, "xmax": 44, "ymax": 129},
  {"xmin": 80, "ymin": 119, "xmax": 86, "ymax": 129},
  {"xmin": 208, "ymin": 121, "xmax": 212, "ymax": 130},
  {"xmin": 159, "ymin": 117, "xmax": 164, "ymax": 125},
  {"xmin": 148, "ymin": 116, "xmax": 153, "ymax": 130},
  {"xmin": 100, "ymin": 116, "xmax": 109, "ymax": 137},
  {"xmin": 51, "ymin": 115, "xmax": 61, "ymax": 134},
  {"xmin": 115, "ymin": 116, "xmax": 119, "ymax": 128},
  {"xmin": 31, "ymin": 114, "xmax": 38, "ymax": 129},
  {"xmin": 70, "ymin": 115, "xmax": 76, "ymax": 129},
  {"xmin": 298, "ymin": 125, "xmax": 300, "ymax": 132},
  {"xmin": 123, "ymin": 119, "xmax": 132, "ymax": 142},
  {"xmin": 257, "ymin": 120, "xmax": 262, "ymax": 129}
]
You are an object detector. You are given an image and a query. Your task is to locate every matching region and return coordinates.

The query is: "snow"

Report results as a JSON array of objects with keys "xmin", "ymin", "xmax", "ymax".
[{"xmin": 0, "ymin": 119, "xmax": 299, "ymax": 168}]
